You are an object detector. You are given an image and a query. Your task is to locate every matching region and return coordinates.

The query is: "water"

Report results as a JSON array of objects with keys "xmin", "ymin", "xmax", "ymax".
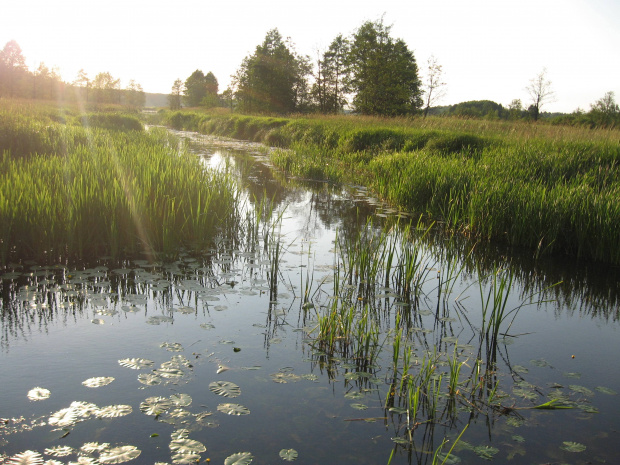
[{"xmin": 1, "ymin": 131, "xmax": 619, "ymax": 464}]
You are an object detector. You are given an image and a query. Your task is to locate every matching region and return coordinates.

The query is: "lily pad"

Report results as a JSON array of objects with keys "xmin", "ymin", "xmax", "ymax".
[
  {"xmin": 170, "ymin": 393, "xmax": 193, "ymax": 407},
  {"xmin": 91, "ymin": 319, "xmax": 105, "ymax": 325},
  {"xmin": 169, "ymin": 438, "xmax": 206, "ymax": 454},
  {"xmin": 595, "ymin": 386, "xmax": 617, "ymax": 395},
  {"xmin": 560, "ymin": 441, "xmax": 586, "ymax": 453},
  {"xmin": 44, "ymin": 445, "xmax": 74, "ymax": 457},
  {"xmin": 217, "ymin": 403, "xmax": 250, "ymax": 416},
  {"xmin": 27, "ymin": 387, "xmax": 51, "ymax": 401},
  {"xmin": 99, "ymin": 445, "xmax": 141, "ymax": 463},
  {"xmin": 436, "ymin": 452, "xmax": 461, "ymax": 464},
  {"xmin": 350, "ymin": 403, "xmax": 368, "ymax": 410},
  {"xmin": 48, "ymin": 407, "xmax": 79, "ymax": 427},
  {"xmin": 140, "ymin": 397, "xmax": 173, "ymax": 416},
  {"xmin": 569, "ymin": 385, "xmax": 594, "ymax": 396},
  {"xmin": 224, "ymin": 452, "xmax": 254, "ymax": 465},
  {"xmin": 138, "ymin": 373, "xmax": 162, "ymax": 385},
  {"xmin": 95, "ymin": 405, "xmax": 133, "ymax": 418},
  {"xmin": 279, "ymin": 448, "xmax": 298, "ymax": 461},
  {"xmin": 118, "ymin": 358, "xmax": 154, "ymax": 370},
  {"xmin": 82, "ymin": 377, "xmax": 115, "ymax": 388},
  {"xmin": 6, "ymin": 450, "xmax": 44, "ymax": 464},
  {"xmin": 209, "ymin": 381, "xmax": 241, "ymax": 398},
  {"xmin": 473, "ymin": 446, "xmax": 499, "ymax": 460}
]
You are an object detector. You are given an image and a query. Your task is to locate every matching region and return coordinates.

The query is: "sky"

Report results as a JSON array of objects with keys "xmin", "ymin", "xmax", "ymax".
[{"xmin": 2, "ymin": 0, "xmax": 619, "ymax": 113}]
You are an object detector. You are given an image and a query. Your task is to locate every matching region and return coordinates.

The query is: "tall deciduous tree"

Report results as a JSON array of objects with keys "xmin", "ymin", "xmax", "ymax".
[
  {"xmin": 0, "ymin": 40, "xmax": 27, "ymax": 97},
  {"xmin": 168, "ymin": 78, "xmax": 183, "ymax": 110},
  {"xmin": 73, "ymin": 69, "xmax": 91, "ymax": 102},
  {"xmin": 347, "ymin": 20, "xmax": 422, "ymax": 116},
  {"xmin": 526, "ymin": 68, "xmax": 554, "ymax": 121},
  {"xmin": 312, "ymin": 35, "xmax": 350, "ymax": 113},
  {"xmin": 202, "ymin": 71, "xmax": 219, "ymax": 108},
  {"xmin": 234, "ymin": 29, "xmax": 310, "ymax": 114},
  {"xmin": 184, "ymin": 70, "xmax": 207, "ymax": 107},
  {"xmin": 124, "ymin": 79, "xmax": 145, "ymax": 109},
  {"xmin": 92, "ymin": 72, "xmax": 120, "ymax": 104},
  {"xmin": 422, "ymin": 55, "xmax": 446, "ymax": 117}
]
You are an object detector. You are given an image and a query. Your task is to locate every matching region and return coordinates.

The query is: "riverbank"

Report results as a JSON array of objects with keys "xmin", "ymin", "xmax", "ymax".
[{"xmin": 161, "ymin": 110, "xmax": 620, "ymax": 264}]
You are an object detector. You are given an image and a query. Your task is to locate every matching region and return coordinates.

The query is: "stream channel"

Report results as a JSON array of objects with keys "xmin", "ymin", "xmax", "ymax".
[{"xmin": 1, "ymin": 130, "xmax": 619, "ymax": 464}]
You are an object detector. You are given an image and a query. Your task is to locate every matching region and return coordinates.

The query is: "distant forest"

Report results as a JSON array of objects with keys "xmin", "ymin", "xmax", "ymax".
[{"xmin": 1, "ymin": 20, "xmax": 618, "ymax": 128}]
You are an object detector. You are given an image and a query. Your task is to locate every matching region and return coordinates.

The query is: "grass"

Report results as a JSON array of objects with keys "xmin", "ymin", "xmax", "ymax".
[
  {"xmin": 0, "ymin": 100, "xmax": 239, "ymax": 264},
  {"xmin": 157, "ymin": 110, "xmax": 620, "ymax": 264}
]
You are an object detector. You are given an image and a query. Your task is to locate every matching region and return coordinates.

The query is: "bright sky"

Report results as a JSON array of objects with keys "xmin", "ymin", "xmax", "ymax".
[{"xmin": 2, "ymin": 0, "xmax": 619, "ymax": 113}]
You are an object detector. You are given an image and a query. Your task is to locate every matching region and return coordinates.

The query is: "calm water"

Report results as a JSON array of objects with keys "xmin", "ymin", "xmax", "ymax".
[{"xmin": 1, "ymin": 132, "xmax": 619, "ymax": 464}]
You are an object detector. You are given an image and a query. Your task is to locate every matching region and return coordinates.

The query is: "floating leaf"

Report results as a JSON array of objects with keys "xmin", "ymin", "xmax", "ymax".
[
  {"xmin": 389, "ymin": 407, "xmax": 408, "ymax": 415},
  {"xmin": 6, "ymin": 450, "xmax": 44, "ymax": 464},
  {"xmin": 138, "ymin": 373, "xmax": 162, "ymax": 385},
  {"xmin": 595, "ymin": 386, "xmax": 617, "ymax": 395},
  {"xmin": 279, "ymin": 449, "xmax": 298, "ymax": 461},
  {"xmin": 392, "ymin": 437, "xmax": 410, "ymax": 445},
  {"xmin": 512, "ymin": 435, "xmax": 525, "ymax": 443},
  {"xmin": 569, "ymin": 385, "xmax": 594, "ymax": 396},
  {"xmin": 91, "ymin": 319, "xmax": 105, "ymax": 325},
  {"xmin": 170, "ymin": 393, "xmax": 192, "ymax": 406},
  {"xmin": 82, "ymin": 377, "xmax": 115, "ymax": 388},
  {"xmin": 118, "ymin": 358, "xmax": 153, "ymax": 370},
  {"xmin": 171, "ymin": 452, "xmax": 202, "ymax": 464},
  {"xmin": 49, "ymin": 407, "xmax": 79, "ymax": 427},
  {"xmin": 140, "ymin": 397, "xmax": 173, "ymax": 416},
  {"xmin": 560, "ymin": 441, "xmax": 586, "ymax": 453},
  {"xmin": 224, "ymin": 452, "xmax": 253, "ymax": 465},
  {"xmin": 217, "ymin": 403, "xmax": 250, "ymax": 416},
  {"xmin": 44, "ymin": 445, "xmax": 74, "ymax": 457},
  {"xmin": 153, "ymin": 368, "xmax": 184, "ymax": 379},
  {"xmin": 169, "ymin": 438, "xmax": 206, "ymax": 454},
  {"xmin": 436, "ymin": 452, "xmax": 461, "ymax": 464},
  {"xmin": 95, "ymin": 405, "xmax": 133, "ymax": 418},
  {"xmin": 99, "ymin": 445, "xmax": 141, "ymax": 463},
  {"xmin": 27, "ymin": 387, "xmax": 50, "ymax": 401},
  {"xmin": 350, "ymin": 403, "xmax": 368, "ymax": 410},
  {"xmin": 161, "ymin": 342, "xmax": 184, "ymax": 352},
  {"xmin": 176, "ymin": 306, "xmax": 195, "ymax": 314},
  {"xmin": 563, "ymin": 372, "xmax": 581, "ymax": 379},
  {"xmin": 200, "ymin": 323, "xmax": 215, "ymax": 330},
  {"xmin": 530, "ymin": 358, "xmax": 551, "ymax": 368},
  {"xmin": 209, "ymin": 381, "xmax": 241, "ymax": 398},
  {"xmin": 171, "ymin": 429, "xmax": 190, "ymax": 440},
  {"xmin": 473, "ymin": 446, "xmax": 498, "ymax": 460},
  {"xmin": 81, "ymin": 443, "xmax": 110, "ymax": 454}
]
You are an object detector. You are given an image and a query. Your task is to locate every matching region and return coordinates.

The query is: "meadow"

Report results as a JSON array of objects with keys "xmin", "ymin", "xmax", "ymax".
[
  {"xmin": 0, "ymin": 100, "xmax": 239, "ymax": 265},
  {"xmin": 162, "ymin": 110, "xmax": 620, "ymax": 264}
]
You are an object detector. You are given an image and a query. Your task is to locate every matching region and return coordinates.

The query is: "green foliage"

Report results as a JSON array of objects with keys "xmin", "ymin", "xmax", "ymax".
[
  {"xmin": 234, "ymin": 29, "xmax": 310, "ymax": 114},
  {"xmin": 348, "ymin": 20, "xmax": 422, "ymax": 116},
  {"xmin": 0, "ymin": 101, "xmax": 239, "ymax": 264},
  {"xmin": 76, "ymin": 113, "xmax": 144, "ymax": 131},
  {"xmin": 162, "ymin": 110, "xmax": 620, "ymax": 264}
]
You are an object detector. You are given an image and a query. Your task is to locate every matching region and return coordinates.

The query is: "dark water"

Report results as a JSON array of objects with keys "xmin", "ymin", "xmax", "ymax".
[{"xmin": 1, "ymin": 132, "xmax": 619, "ymax": 464}]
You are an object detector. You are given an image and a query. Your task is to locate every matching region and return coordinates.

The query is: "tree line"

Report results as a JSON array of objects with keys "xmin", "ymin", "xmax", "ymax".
[
  {"xmin": 0, "ymin": 40, "xmax": 145, "ymax": 108},
  {"xmin": 170, "ymin": 21, "xmax": 619, "ymax": 127}
]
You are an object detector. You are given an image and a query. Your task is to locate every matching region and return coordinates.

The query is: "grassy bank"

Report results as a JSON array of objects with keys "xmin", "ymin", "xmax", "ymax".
[
  {"xmin": 161, "ymin": 110, "xmax": 620, "ymax": 264},
  {"xmin": 0, "ymin": 101, "xmax": 239, "ymax": 264}
]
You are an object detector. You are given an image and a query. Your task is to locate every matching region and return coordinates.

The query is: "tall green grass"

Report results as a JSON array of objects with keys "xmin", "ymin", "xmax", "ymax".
[
  {"xmin": 0, "ymin": 101, "xmax": 239, "ymax": 264},
  {"xmin": 157, "ymin": 110, "xmax": 620, "ymax": 264}
]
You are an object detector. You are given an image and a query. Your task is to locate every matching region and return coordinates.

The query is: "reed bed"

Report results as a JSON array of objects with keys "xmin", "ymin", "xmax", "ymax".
[
  {"xmin": 0, "ymin": 101, "xmax": 239, "ymax": 264},
  {"xmin": 159, "ymin": 110, "xmax": 620, "ymax": 264}
]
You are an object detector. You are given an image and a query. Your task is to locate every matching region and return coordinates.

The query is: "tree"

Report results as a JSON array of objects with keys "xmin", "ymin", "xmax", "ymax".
[
  {"xmin": 422, "ymin": 55, "xmax": 446, "ymax": 117},
  {"xmin": 507, "ymin": 99, "xmax": 523, "ymax": 120},
  {"xmin": 184, "ymin": 70, "xmax": 207, "ymax": 107},
  {"xmin": 347, "ymin": 20, "xmax": 422, "ymax": 116},
  {"xmin": 168, "ymin": 78, "xmax": 183, "ymax": 110},
  {"xmin": 0, "ymin": 40, "xmax": 28, "ymax": 97},
  {"xmin": 202, "ymin": 71, "xmax": 219, "ymax": 108},
  {"xmin": 73, "ymin": 69, "xmax": 91, "ymax": 102},
  {"xmin": 124, "ymin": 79, "xmax": 145, "ymax": 109},
  {"xmin": 311, "ymin": 35, "xmax": 350, "ymax": 113},
  {"xmin": 589, "ymin": 91, "xmax": 619, "ymax": 127},
  {"xmin": 92, "ymin": 72, "xmax": 120, "ymax": 104},
  {"xmin": 234, "ymin": 29, "xmax": 310, "ymax": 114},
  {"xmin": 526, "ymin": 68, "xmax": 554, "ymax": 121}
]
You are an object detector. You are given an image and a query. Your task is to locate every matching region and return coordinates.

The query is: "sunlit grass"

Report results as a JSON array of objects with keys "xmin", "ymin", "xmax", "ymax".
[
  {"xmin": 0, "ymin": 100, "xmax": 239, "ymax": 264},
  {"xmin": 158, "ymin": 110, "xmax": 620, "ymax": 264}
]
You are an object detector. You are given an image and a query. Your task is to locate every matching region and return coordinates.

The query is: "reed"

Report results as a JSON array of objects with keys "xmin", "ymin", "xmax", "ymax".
[
  {"xmin": 0, "ymin": 101, "xmax": 240, "ymax": 264},
  {"xmin": 161, "ymin": 109, "xmax": 620, "ymax": 264}
]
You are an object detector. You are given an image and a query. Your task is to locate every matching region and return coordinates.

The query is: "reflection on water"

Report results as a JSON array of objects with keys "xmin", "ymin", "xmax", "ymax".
[{"xmin": 1, "ymin": 132, "xmax": 619, "ymax": 464}]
